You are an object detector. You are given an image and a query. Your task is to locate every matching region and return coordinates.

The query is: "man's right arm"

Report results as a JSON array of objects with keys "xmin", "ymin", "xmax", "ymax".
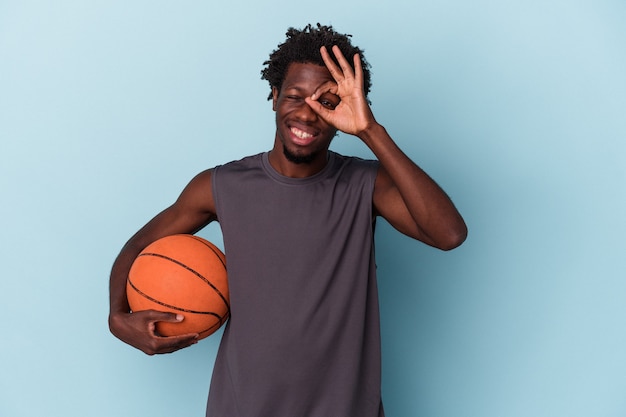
[{"xmin": 108, "ymin": 169, "xmax": 217, "ymax": 355}]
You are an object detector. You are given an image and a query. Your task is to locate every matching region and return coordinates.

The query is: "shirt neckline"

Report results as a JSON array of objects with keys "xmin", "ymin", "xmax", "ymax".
[{"xmin": 261, "ymin": 151, "xmax": 337, "ymax": 185}]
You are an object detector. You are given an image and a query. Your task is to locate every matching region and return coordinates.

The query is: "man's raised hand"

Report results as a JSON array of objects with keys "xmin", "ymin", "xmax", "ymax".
[{"xmin": 305, "ymin": 46, "xmax": 377, "ymax": 137}]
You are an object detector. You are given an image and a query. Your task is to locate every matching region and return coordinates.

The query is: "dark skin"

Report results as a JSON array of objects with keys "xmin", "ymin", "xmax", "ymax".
[{"xmin": 109, "ymin": 46, "xmax": 467, "ymax": 355}]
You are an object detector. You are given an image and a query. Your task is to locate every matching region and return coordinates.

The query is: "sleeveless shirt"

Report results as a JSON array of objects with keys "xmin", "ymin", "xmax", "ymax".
[{"xmin": 207, "ymin": 151, "xmax": 385, "ymax": 417}]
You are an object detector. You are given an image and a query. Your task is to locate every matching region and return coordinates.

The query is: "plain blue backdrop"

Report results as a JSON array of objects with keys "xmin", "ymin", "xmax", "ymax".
[{"xmin": 1, "ymin": 1, "xmax": 625, "ymax": 416}]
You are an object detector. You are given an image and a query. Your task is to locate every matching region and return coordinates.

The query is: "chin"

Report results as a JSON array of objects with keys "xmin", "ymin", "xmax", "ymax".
[{"xmin": 283, "ymin": 145, "xmax": 318, "ymax": 164}]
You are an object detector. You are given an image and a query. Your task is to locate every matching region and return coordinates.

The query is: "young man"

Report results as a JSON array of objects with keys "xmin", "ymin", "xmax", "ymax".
[{"xmin": 109, "ymin": 24, "xmax": 467, "ymax": 417}]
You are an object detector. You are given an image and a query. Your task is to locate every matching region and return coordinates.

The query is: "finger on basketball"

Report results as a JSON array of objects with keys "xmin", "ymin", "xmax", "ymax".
[
  {"xmin": 151, "ymin": 311, "xmax": 184, "ymax": 323},
  {"xmin": 160, "ymin": 333, "xmax": 199, "ymax": 352}
]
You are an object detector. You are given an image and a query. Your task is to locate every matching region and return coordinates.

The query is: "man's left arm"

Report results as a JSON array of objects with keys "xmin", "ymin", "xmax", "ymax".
[
  {"xmin": 362, "ymin": 123, "xmax": 467, "ymax": 250},
  {"xmin": 306, "ymin": 45, "xmax": 467, "ymax": 250}
]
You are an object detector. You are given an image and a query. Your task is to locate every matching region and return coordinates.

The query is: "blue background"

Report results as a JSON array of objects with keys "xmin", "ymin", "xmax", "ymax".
[{"xmin": 1, "ymin": 1, "xmax": 625, "ymax": 416}]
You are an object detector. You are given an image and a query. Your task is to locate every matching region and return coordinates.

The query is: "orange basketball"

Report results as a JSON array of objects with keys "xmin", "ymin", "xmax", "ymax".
[{"xmin": 127, "ymin": 234, "xmax": 229, "ymax": 340}]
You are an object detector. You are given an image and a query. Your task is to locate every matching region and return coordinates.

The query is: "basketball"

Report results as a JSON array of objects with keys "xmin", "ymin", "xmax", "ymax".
[{"xmin": 127, "ymin": 234, "xmax": 229, "ymax": 340}]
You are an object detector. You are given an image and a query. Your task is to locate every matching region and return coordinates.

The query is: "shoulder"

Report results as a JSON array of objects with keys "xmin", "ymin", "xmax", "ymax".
[
  {"xmin": 331, "ymin": 152, "xmax": 379, "ymax": 172},
  {"xmin": 212, "ymin": 153, "xmax": 266, "ymax": 192},
  {"xmin": 330, "ymin": 152, "xmax": 379, "ymax": 185},
  {"xmin": 177, "ymin": 153, "xmax": 262, "ymax": 209},
  {"xmin": 215, "ymin": 153, "xmax": 264, "ymax": 174}
]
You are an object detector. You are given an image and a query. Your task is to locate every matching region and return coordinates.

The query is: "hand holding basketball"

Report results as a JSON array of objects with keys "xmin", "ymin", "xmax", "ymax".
[
  {"xmin": 109, "ymin": 234, "xmax": 229, "ymax": 355},
  {"xmin": 108, "ymin": 310, "xmax": 200, "ymax": 355},
  {"xmin": 127, "ymin": 234, "xmax": 229, "ymax": 340}
]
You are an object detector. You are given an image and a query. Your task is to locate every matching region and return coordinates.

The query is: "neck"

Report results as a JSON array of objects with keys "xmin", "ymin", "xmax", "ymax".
[{"xmin": 268, "ymin": 145, "xmax": 329, "ymax": 178}]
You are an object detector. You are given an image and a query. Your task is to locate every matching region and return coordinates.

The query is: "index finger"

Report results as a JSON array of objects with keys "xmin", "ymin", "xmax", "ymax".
[{"xmin": 310, "ymin": 80, "xmax": 339, "ymax": 101}]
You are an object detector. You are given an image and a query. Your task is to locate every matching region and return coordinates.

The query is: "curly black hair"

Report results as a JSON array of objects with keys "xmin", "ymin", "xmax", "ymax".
[{"xmin": 261, "ymin": 23, "xmax": 372, "ymax": 101}]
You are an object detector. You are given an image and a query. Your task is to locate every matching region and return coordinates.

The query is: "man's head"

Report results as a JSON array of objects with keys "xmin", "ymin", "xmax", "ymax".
[{"xmin": 261, "ymin": 23, "xmax": 372, "ymax": 102}]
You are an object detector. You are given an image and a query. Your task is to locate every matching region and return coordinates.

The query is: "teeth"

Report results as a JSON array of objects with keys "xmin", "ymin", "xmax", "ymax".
[{"xmin": 291, "ymin": 127, "xmax": 313, "ymax": 139}]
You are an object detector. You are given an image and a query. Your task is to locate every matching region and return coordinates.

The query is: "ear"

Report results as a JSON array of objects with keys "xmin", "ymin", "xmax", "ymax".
[{"xmin": 271, "ymin": 87, "xmax": 279, "ymax": 111}]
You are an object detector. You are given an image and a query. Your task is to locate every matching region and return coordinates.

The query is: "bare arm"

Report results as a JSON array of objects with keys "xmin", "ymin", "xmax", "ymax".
[
  {"xmin": 364, "ymin": 125, "xmax": 467, "ymax": 250},
  {"xmin": 306, "ymin": 46, "xmax": 467, "ymax": 250},
  {"xmin": 108, "ymin": 169, "xmax": 217, "ymax": 354}
]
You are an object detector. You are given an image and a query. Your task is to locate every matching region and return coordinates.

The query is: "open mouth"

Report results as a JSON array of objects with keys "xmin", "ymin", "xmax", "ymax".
[{"xmin": 290, "ymin": 126, "xmax": 316, "ymax": 145}]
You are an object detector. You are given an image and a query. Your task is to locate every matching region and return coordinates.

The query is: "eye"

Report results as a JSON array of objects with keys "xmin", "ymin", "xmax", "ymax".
[
  {"xmin": 319, "ymin": 97, "xmax": 339, "ymax": 109},
  {"xmin": 280, "ymin": 94, "xmax": 303, "ymax": 107},
  {"xmin": 317, "ymin": 92, "xmax": 340, "ymax": 109}
]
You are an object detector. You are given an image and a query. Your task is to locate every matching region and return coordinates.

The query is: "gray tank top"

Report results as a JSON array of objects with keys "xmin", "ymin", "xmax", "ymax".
[{"xmin": 208, "ymin": 151, "xmax": 385, "ymax": 417}]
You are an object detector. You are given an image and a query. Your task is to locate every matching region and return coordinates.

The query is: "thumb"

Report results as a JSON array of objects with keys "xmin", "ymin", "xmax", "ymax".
[
  {"xmin": 150, "ymin": 310, "xmax": 185, "ymax": 323},
  {"xmin": 166, "ymin": 313, "xmax": 185, "ymax": 323}
]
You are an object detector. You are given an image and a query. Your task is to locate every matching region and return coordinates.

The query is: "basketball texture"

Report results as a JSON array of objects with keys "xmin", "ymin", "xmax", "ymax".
[{"xmin": 127, "ymin": 234, "xmax": 229, "ymax": 340}]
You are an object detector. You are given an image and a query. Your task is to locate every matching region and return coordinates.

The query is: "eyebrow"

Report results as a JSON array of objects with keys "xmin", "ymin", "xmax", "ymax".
[
  {"xmin": 283, "ymin": 85, "xmax": 307, "ymax": 92},
  {"xmin": 284, "ymin": 84, "xmax": 338, "ymax": 94}
]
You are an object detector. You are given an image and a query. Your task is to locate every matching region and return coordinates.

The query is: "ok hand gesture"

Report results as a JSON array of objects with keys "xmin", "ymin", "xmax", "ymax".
[{"xmin": 305, "ymin": 46, "xmax": 377, "ymax": 138}]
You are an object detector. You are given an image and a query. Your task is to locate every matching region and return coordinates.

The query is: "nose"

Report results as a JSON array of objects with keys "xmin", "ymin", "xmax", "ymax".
[{"xmin": 294, "ymin": 100, "xmax": 318, "ymax": 122}]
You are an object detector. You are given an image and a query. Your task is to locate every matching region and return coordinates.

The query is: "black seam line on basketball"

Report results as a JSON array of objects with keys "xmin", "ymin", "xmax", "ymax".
[
  {"xmin": 199, "ymin": 315, "xmax": 230, "ymax": 336},
  {"xmin": 128, "ymin": 278, "xmax": 225, "ymax": 318},
  {"xmin": 137, "ymin": 252, "xmax": 230, "ymax": 314},
  {"xmin": 189, "ymin": 236, "xmax": 227, "ymax": 271},
  {"xmin": 185, "ymin": 237, "xmax": 229, "ymax": 317}
]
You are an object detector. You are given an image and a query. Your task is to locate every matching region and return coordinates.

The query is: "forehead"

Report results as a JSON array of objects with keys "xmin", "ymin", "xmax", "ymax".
[{"xmin": 281, "ymin": 62, "xmax": 334, "ymax": 91}]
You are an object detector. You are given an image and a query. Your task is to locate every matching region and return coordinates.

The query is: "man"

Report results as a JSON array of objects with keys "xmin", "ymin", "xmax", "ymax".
[{"xmin": 109, "ymin": 23, "xmax": 467, "ymax": 417}]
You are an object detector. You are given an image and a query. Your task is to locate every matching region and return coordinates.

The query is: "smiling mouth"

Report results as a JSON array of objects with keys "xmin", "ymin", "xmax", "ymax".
[
  {"xmin": 291, "ymin": 127, "xmax": 314, "ymax": 140},
  {"xmin": 289, "ymin": 126, "xmax": 318, "ymax": 146}
]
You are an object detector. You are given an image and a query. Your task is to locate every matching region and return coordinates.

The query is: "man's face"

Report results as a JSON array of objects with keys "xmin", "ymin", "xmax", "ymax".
[{"xmin": 272, "ymin": 62, "xmax": 340, "ymax": 165}]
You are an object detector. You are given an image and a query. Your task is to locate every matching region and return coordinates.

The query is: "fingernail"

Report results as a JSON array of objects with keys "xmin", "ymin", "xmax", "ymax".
[{"xmin": 176, "ymin": 314, "xmax": 184, "ymax": 321}]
